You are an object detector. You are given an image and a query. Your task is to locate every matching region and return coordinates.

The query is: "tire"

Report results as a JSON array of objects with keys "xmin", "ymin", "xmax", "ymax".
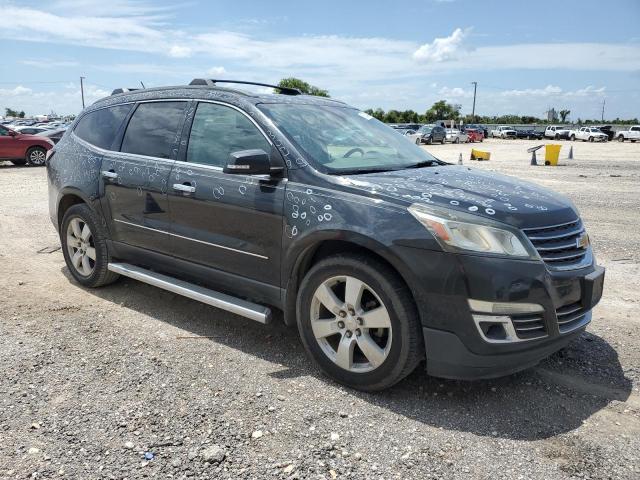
[
  {"xmin": 426, "ymin": 136, "xmax": 433, "ymax": 145},
  {"xmin": 555, "ymin": 134, "xmax": 560, "ymax": 140},
  {"xmin": 296, "ymin": 254, "xmax": 423, "ymax": 391},
  {"xmin": 454, "ymin": 137, "xmax": 460, "ymax": 144},
  {"xmin": 441, "ymin": 137, "xmax": 445, "ymax": 145},
  {"xmin": 60, "ymin": 204, "xmax": 120, "ymax": 288},
  {"xmin": 415, "ymin": 138, "xmax": 421, "ymax": 145},
  {"xmin": 570, "ymin": 135, "xmax": 576, "ymax": 141},
  {"xmin": 10, "ymin": 159, "xmax": 27, "ymax": 165},
  {"xmin": 588, "ymin": 137, "xmax": 594, "ymax": 142},
  {"xmin": 618, "ymin": 135, "xmax": 625, "ymax": 142},
  {"xmin": 26, "ymin": 146, "xmax": 47, "ymax": 166}
]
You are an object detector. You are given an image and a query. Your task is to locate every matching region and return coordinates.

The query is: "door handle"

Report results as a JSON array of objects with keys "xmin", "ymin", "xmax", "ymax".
[
  {"xmin": 102, "ymin": 170, "xmax": 118, "ymax": 180},
  {"xmin": 172, "ymin": 183, "xmax": 196, "ymax": 194}
]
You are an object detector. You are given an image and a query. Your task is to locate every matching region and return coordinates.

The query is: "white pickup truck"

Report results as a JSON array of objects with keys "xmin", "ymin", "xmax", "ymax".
[
  {"xmin": 615, "ymin": 125, "xmax": 640, "ymax": 142},
  {"xmin": 490, "ymin": 126, "xmax": 517, "ymax": 139},
  {"xmin": 570, "ymin": 127, "xmax": 608, "ymax": 142}
]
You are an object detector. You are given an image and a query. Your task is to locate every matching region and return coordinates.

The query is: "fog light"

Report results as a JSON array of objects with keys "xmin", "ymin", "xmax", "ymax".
[{"xmin": 472, "ymin": 314, "xmax": 519, "ymax": 344}]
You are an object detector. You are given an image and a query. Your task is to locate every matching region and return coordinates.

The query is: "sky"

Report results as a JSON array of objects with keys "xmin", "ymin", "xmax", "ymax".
[{"xmin": 0, "ymin": 0, "xmax": 639, "ymax": 120}]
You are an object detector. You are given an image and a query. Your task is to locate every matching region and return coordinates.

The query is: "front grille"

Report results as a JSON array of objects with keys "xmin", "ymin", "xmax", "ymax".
[
  {"xmin": 556, "ymin": 302, "xmax": 589, "ymax": 333},
  {"xmin": 523, "ymin": 219, "xmax": 588, "ymax": 268},
  {"xmin": 510, "ymin": 313, "xmax": 546, "ymax": 340}
]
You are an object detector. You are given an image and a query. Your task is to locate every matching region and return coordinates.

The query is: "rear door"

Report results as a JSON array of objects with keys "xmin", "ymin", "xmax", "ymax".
[
  {"xmin": 100, "ymin": 101, "xmax": 189, "ymax": 255},
  {"xmin": 167, "ymin": 101, "xmax": 285, "ymax": 287}
]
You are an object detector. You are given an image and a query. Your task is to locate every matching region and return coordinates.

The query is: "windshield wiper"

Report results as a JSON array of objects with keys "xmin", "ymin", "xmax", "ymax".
[
  {"xmin": 331, "ymin": 167, "xmax": 400, "ymax": 175},
  {"xmin": 404, "ymin": 160, "xmax": 441, "ymax": 169}
]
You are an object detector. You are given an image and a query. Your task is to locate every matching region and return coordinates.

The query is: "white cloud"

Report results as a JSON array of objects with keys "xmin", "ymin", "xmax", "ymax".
[
  {"xmin": 206, "ymin": 66, "xmax": 227, "ymax": 76},
  {"xmin": 21, "ymin": 59, "xmax": 80, "ymax": 68},
  {"xmin": 438, "ymin": 86, "xmax": 473, "ymax": 98},
  {"xmin": 0, "ymin": 83, "xmax": 109, "ymax": 115},
  {"xmin": 0, "ymin": 85, "xmax": 33, "ymax": 96},
  {"xmin": 413, "ymin": 28, "xmax": 470, "ymax": 63},
  {"xmin": 501, "ymin": 85, "xmax": 563, "ymax": 97},
  {"xmin": 168, "ymin": 45, "xmax": 192, "ymax": 58}
]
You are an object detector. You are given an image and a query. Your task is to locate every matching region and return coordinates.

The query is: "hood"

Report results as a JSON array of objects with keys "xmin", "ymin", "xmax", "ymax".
[{"xmin": 338, "ymin": 165, "xmax": 578, "ymax": 229}]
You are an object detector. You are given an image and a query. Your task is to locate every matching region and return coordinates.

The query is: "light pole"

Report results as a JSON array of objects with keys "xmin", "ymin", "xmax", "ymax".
[
  {"xmin": 80, "ymin": 76, "xmax": 86, "ymax": 109},
  {"xmin": 470, "ymin": 81, "xmax": 477, "ymax": 121}
]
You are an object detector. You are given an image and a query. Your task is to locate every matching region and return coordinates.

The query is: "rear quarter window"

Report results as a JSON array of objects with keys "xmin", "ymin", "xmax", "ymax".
[{"xmin": 74, "ymin": 104, "xmax": 132, "ymax": 149}]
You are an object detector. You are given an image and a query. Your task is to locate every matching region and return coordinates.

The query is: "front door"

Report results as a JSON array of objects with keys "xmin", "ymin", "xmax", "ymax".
[
  {"xmin": 167, "ymin": 101, "xmax": 285, "ymax": 287},
  {"xmin": 100, "ymin": 101, "xmax": 189, "ymax": 255},
  {"xmin": 0, "ymin": 125, "xmax": 20, "ymax": 159}
]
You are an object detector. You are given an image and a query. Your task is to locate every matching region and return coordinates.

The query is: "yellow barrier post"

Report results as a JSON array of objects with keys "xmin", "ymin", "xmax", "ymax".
[{"xmin": 544, "ymin": 144, "xmax": 561, "ymax": 166}]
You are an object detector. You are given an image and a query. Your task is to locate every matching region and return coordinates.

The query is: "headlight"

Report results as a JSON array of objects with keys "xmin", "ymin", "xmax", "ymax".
[{"xmin": 408, "ymin": 203, "xmax": 538, "ymax": 258}]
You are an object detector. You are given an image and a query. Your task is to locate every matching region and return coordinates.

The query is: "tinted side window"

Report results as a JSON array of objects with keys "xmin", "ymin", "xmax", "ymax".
[
  {"xmin": 74, "ymin": 104, "xmax": 132, "ymax": 149},
  {"xmin": 186, "ymin": 103, "xmax": 270, "ymax": 168},
  {"xmin": 121, "ymin": 102, "xmax": 187, "ymax": 159}
]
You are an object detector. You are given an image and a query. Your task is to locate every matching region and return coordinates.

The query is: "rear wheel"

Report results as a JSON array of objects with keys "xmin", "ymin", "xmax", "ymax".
[
  {"xmin": 441, "ymin": 136, "xmax": 445, "ymax": 144},
  {"xmin": 618, "ymin": 135, "xmax": 625, "ymax": 142},
  {"xmin": 589, "ymin": 137, "xmax": 594, "ymax": 142},
  {"xmin": 415, "ymin": 138, "xmax": 421, "ymax": 145},
  {"xmin": 570, "ymin": 135, "xmax": 576, "ymax": 141},
  {"xmin": 296, "ymin": 254, "xmax": 423, "ymax": 391},
  {"xmin": 26, "ymin": 146, "xmax": 47, "ymax": 166},
  {"xmin": 60, "ymin": 204, "xmax": 119, "ymax": 288}
]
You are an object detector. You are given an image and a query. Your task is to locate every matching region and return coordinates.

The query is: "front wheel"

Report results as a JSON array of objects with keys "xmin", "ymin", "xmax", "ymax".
[
  {"xmin": 618, "ymin": 135, "xmax": 625, "ymax": 142},
  {"xmin": 26, "ymin": 147, "xmax": 47, "ymax": 166},
  {"xmin": 454, "ymin": 137, "xmax": 460, "ymax": 144},
  {"xmin": 296, "ymin": 254, "xmax": 423, "ymax": 391},
  {"xmin": 415, "ymin": 138, "xmax": 421, "ymax": 145},
  {"xmin": 570, "ymin": 135, "xmax": 576, "ymax": 141},
  {"xmin": 589, "ymin": 137, "xmax": 594, "ymax": 142}
]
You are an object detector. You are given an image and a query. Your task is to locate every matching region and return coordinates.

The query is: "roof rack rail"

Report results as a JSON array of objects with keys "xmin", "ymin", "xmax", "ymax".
[
  {"xmin": 189, "ymin": 79, "xmax": 302, "ymax": 96},
  {"xmin": 111, "ymin": 88, "xmax": 140, "ymax": 95}
]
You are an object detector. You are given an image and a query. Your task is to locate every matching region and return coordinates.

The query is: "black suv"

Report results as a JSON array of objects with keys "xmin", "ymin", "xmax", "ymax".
[{"xmin": 47, "ymin": 79, "xmax": 605, "ymax": 391}]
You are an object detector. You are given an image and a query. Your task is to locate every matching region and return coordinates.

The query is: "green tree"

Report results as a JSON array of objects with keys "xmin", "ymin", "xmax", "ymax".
[
  {"xmin": 559, "ymin": 109, "xmax": 571, "ymax": 122},
  {"xmin": 276, "ymin": 77, "xmax": 329, "ymax": 97},
  {"xmin": 18, "ymin": 111, "xmax": 25, "ymax": 118},
  {"xmin": 424, "ymin": 100, "xmax": 461, "ymax": 122},
  {"xmin": 5, "ymin": 108, "xmax": 19, "ymax": 117}
]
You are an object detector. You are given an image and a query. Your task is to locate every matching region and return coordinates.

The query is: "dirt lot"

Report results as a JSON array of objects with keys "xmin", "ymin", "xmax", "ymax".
[{"xmin": 1, "ymin": 138, "xmax": 639, "ymax": 479}]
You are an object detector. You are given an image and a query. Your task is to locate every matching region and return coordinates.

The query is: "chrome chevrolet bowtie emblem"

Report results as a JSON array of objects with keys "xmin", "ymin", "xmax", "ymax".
[{"xmin": 576, "ymin": 232, "xmax": 590, "ymax": 249}]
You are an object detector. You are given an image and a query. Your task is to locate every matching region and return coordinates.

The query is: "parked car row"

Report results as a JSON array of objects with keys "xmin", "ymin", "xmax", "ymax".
[
  {"xmin": 0, "ymin": 120, "xmax": 71, "ymax": 166},
  {"xmin": 405, "ymin": 124, "xmax": 485, "ymax": 145}
]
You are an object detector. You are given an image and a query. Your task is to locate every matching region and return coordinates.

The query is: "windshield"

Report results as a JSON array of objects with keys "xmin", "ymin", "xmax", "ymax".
[{"xmin": 258, "ymin": 103, "xmax": 441, "ymax": 174}]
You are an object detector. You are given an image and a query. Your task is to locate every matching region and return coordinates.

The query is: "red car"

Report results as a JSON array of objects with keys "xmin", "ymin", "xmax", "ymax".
[
  {"xmin": 0, "ymin": 124, "xmax": 54, "ymax": 166},
  {"xmin": 465, "ymin": 128, "xmax": 484, "ymax": 143}
]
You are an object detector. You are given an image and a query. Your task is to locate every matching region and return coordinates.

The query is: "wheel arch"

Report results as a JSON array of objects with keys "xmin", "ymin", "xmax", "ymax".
[
  {"xmin": 282, "ymin": 231, "xmax": 420, "ymax": 328},
  {"xmin": 56, "ymin": 188, "xmax": 95, "ymax": 230}
]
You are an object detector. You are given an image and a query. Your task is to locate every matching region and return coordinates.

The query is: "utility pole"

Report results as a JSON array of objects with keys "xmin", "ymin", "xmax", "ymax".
[
  {"xmin": 470, "ymin": 81, "xmax": 477, "ymax": 121},
  {"xmin": 601, "ymin": 98, "xmax": 605, "ymax": 122},
  {"xmin": 80, "ymin": 76, "xmax": 86, "ymax": 109}
]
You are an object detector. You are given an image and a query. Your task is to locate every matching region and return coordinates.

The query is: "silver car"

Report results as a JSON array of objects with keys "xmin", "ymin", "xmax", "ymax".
[{"xmin": 445, "ymin": 128, "xmax": 469, "ymax": 144}]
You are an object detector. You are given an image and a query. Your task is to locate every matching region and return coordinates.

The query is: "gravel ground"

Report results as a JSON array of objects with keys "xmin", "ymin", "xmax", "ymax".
[{"xmin": 1, "ymin": 138, "xmax": 639, "ymax": 479}]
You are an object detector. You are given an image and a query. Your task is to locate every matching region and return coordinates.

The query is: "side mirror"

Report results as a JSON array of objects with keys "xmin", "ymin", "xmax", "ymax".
[{"xmin": 224, "ymin": 149, "xmax": 282, "ymax": 175}]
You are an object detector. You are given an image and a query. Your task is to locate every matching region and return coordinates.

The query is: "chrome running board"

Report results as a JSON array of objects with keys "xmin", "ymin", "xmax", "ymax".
[{"xmin": 107, "ymin": 262, "xmax": 271, "ymax": 324}]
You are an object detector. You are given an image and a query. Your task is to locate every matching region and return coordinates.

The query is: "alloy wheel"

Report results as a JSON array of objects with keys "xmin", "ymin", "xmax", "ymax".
[
  {"xmin": 310, "ymin": 275, "xmax": 392, "ymax": 373},
  {"xmin": 66, "ymin": 217, "xmax": 96, "ymax": 276},
  {"xmin": 29, "ymin": 149, "xmax": 46, "ymax": 166}
]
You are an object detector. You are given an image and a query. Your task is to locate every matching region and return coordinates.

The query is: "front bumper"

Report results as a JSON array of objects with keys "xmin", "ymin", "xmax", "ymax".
[{"xmin": 392, "ymin": 246, "xmax": 605, "ymax": 379}]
